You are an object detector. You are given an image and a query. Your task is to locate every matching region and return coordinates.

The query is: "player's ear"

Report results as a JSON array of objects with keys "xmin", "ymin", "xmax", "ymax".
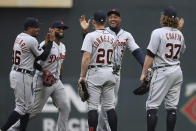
[
  {"xmin": 119, "ymin": 17, "xmax": 122, "ymax": 23},
  {"xmin": 48, "ymin": 28, "xmax": 51, "ymax": 32},
  {"xmin": 92, "ymin": 20, "xmax": 96, "ymax": 25}
]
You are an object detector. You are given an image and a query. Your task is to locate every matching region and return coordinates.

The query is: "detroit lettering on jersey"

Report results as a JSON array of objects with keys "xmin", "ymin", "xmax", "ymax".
[
  {"xmin": 105, "ymin": 27, "xmax": 140, "ymax": 66},
  {"xmin": 93, "ymin": 35, "xmax": 115, "ymax": 48},
  {"xmin": 48, "ymin": 53, "xmax": 65, "ymax": 64},
  {"xmin": 115, "ymin": 38, "xmax": 128, "ymax": 47},
  {"xmin": 36, "ymin": 41, "xmax": 66, "ymax": 79}
]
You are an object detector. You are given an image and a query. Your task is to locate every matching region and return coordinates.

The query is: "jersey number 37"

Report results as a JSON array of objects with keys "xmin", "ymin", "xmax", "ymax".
[{"xmin": 165, "ymin": 43, "xmax": 181, "ymax": 59}]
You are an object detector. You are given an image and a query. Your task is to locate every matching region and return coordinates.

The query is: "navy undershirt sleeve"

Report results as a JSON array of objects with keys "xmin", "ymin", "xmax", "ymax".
[
  {"xmin": 82, "ymin": 32, "xmax": 88, "ymax": 40},
  {"xmin": 38, "ymin": 41, "xmax": 53, "ymax": 61},
  {"xmin": 146, "ymin": 49, "xmax": 155, "ymax": 58},
  {"xmin": 132, "ymin": 48, "xmax": 145, "ymax": 67},
  {"xmin": 34, "ymin": 41, "xmax": 53, "ymax": 71}
]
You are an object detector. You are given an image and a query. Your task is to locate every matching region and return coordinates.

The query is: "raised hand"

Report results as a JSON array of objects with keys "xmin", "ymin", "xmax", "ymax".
[
  {"xmin": 178, "ymin": 18, "xmax": 184, "ymax": 30},
  {"xmin": 80, "ymin": 15, "xmax": 90, "ymax": 33},
  {"xmin": 49, "ymin": 28, "xmax": 55, "ymax": 41}
]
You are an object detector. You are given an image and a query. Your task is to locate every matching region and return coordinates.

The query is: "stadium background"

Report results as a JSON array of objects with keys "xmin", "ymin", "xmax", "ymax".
[{"xmin": 0, "ymin": 0, "xmax": 196, "ymax": 130}]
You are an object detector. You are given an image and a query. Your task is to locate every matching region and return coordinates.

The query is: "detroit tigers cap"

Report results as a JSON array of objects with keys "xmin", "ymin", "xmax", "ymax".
[
  {"xmin": 92, "ymin": 10, "xmax": 106, "ymax": 22},
  {"xmin": 107, "ymin": 9, "xmax": 120, "ymax": 17},
  {"xmin": 24, "ymin": 17, "xmax": 39, "ymax": 29},
  {"xmin": 50, "ymin": 20, "xmax": 68, "ymax": 29},
  {"xmin": 162, "ymin": 6, "xmax": 177, "ymax": 18}
]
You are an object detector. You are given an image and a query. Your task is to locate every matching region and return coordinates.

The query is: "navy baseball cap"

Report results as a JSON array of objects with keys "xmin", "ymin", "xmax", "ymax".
[
  {"xmin": 24, "ymin": 17, "xmax": 39, "ymax": 29},
  {"xmin": 50, "ymin": 20, "xmax": 68, "ymax": 29},
  {"xmin": 107, "ymin": 9, "xmax": 120, "ymax": 17},
  {"xmin": 162, "ymin": 6, "xmax": 177, "ymax": 18},
  {"xmin": 92, "ymin": 10, "xmax": 106, "ymax": 22}
]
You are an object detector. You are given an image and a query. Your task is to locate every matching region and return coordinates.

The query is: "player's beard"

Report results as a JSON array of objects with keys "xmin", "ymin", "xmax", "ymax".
[
  {"xmin": 31, "ymin": 28, "xmax": 39, "ymax": 38},
  {"xmin": 32, "ymin": 33, "xmax": 38, "ymax": 38},
  {"xmin": 55, "ymin": 32, "xmax": 64, "ymax": 39}
]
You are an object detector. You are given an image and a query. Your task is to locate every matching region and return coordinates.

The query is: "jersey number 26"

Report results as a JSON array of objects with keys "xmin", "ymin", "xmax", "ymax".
[{"xmin": 12, "ymin": 50, "xmax": 21, "ymax": 65}]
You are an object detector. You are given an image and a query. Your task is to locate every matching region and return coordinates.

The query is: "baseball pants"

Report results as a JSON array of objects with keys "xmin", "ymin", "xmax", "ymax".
[
  {"xmin": 97, "ymin": 73, "xmax": 120, "ymax": 131},
  {"xmin": 146, "ymin": 65, "xmax": 183, "ymax": 110},
  {"xmin": 9, "ymin": 75, "xmax": 70, "ymax": 131},
  {"xmin": 86, "ymin": 67, "xmax": 116, "ymax": 112},
  {"xmin": 10, "ymin": 70, "xmax": 34, "ymax": 115}
]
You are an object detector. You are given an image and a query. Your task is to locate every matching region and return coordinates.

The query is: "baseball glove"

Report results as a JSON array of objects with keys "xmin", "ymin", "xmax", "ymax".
[
  {"xmin": 42, "ymin": 69, "xmax": 55, "ymax": 87},
  {"xmin": 133, "ymin": 68, "xmax": 153, "ymax": 95},
  {"xmin": 77, "ymin": 81, "xmax": 90, "ymax": 102}
]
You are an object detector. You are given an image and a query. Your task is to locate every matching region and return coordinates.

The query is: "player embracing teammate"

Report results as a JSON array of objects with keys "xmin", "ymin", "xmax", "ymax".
[
  {"xmin": 79, "ymin": 9, "xmax": 145, "ymax": 131},
  {"xmin": 0, "ymin": 17, "xmax": 54, "ymax": 131},
  {"xmin": 1, "ymin": 19, "xmax": 70, "ymax": 131},
  {"xmin": 79, "ymin": 10, "xmax": 118, "ymax": 131}
]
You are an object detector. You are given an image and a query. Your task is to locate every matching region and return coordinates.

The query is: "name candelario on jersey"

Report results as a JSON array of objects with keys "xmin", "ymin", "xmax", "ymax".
[
  {"xmin": 166, "ymin": 32, "xmax": 182, "ymax": 41},
  {"xmin": 14, "ymin": 38, "xmax": 28, "ymax": 53},
  {"xmin": 93, "ymin": 35, "xmax": 115, "ymax": 48},
  {"xmin": 48, "ymin": 53, "xmax": 65, "ymax": 63}
]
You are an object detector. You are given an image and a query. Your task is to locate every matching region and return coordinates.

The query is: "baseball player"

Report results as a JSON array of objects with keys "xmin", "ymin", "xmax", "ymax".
[
  {"xmin": 8, "ymin": 20, "xmax": 70, "ymax": 131},
  {"xmin": 140, "ymin": 6, "xmax": 186, "ymax": 131},
  {"xmin": 32, "ymin": 20, "xmax": 70, "ymax": 131},
  {"xmin": 79, "ymin": 10, "xmax": 118, "ymax": 131},
  {"xmin": 80, "ymin": 9, "xmax": 145, "ymax": 131},
  {"xmin": 0, "ymin": 17, "xmax": 53, "ymax": 131}
]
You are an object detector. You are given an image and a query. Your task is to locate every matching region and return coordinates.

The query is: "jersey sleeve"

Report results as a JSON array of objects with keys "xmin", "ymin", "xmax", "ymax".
[
  {"xmin": 39, "ymin": 41, "xmax": 45, "ymax": 48},
  {"xmin": 60, "ymin": 43, "xmax": 66, "ymax": 62},
  {"xmin": 126, "ymin": 33, "xmax": 139, "ymax": 53},
  {"xmin": 81, "ymin": 33, "xmax": 92, "ymax": 53},
  {"xmin": 147, "ymin": 29, "xmax": 160, "ymax": 54},
  {"xmin": 30, "ymin": 38, "xmax": 44, "ymax": 57},
  {"xmin": 181, "ymin": 39, "xmax": 186, "ymax": 54},
  {"xmin": 179, "ymin": 32, "xmax": 186, "ymax": 54},
  {"xmin": 62, "ymin": 44, "xmax": 66, "ymax": 56}
]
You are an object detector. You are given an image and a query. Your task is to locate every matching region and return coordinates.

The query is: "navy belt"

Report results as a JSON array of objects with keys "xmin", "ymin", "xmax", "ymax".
[
  {"xmin": 153, "ymin": 63, "xmax": 179, "ymax": 70},
  {"xmin": 13, "ymin": 67, "xmax": 33, "ymax": 75},
  {"xmin": 88, "ymin": 65, "xmax": 103, "ymax": 69}
]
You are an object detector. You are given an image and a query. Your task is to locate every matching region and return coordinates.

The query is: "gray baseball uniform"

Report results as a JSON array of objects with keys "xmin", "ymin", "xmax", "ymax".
[
  {"xmin": 146, "ymin": 27, "xmax": 186, "ymax": 110},
  {"xmin": 81, "ymin": 29, "xmax": 117, "ymax": 112},
  {"xmin": 97, "ymin": 27, "xmax": 141, "ymax": 131},
  {"xmin": 32, "ymin": 41, "xmax": 70, "ymax": 131},
  {"xmin": 107, "ymin": 27, "xmax": 140, "ymax": 99},
  {"xmin": 11, "ymin": 32, "xmax": 44, "ymax": 115},
  {"xmin": 9, "ymin": 40, "xmax": 70, "ymax": 131}
]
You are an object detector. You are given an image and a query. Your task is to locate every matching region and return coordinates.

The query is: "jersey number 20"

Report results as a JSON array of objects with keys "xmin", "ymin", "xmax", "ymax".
[
  {"xmin": 96, "ymin": 49, "xmax": 113, "ymax": 64},
  {"xmin": 12, "ymin": 50, "xmax": 21, "ymax": 65}
]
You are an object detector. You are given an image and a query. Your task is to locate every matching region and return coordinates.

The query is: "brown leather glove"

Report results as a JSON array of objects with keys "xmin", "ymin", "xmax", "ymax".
[{"xmin": 42, "ymin": 69, "xmax": 55, "ymax": 87}]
